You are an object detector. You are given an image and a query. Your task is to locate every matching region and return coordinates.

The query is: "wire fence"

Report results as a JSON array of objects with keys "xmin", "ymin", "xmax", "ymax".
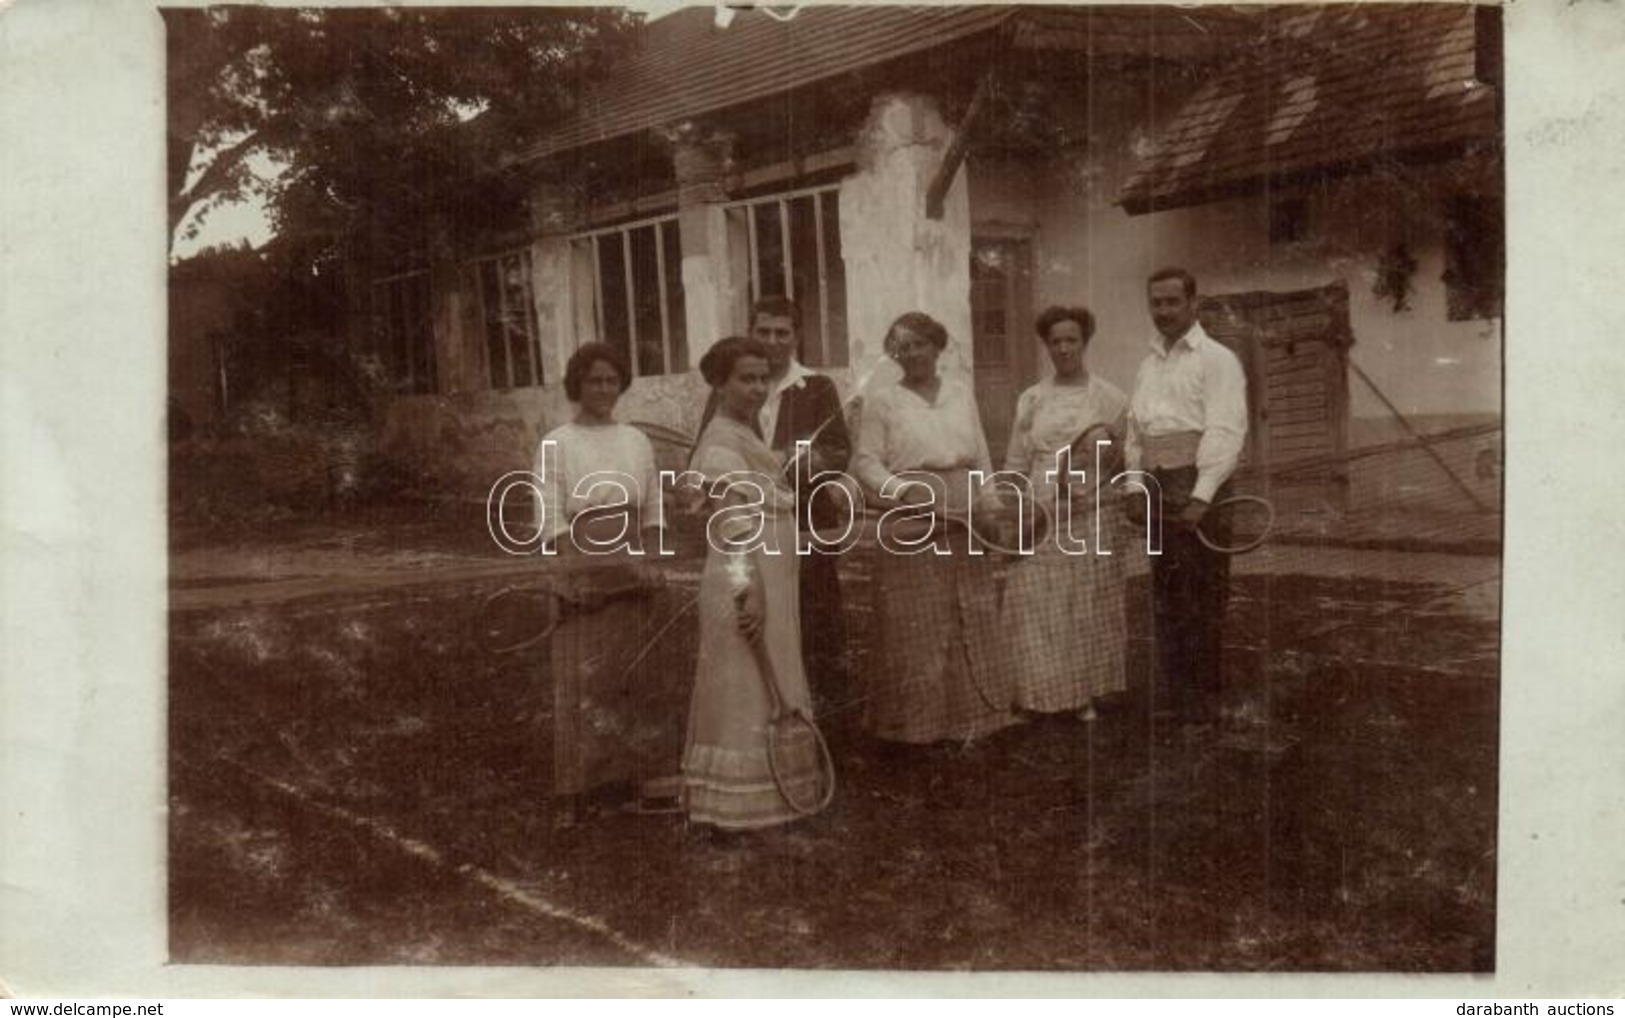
[{"xmin": 629, "ymin": 416, "xmax": 1505, "ymax": 561}]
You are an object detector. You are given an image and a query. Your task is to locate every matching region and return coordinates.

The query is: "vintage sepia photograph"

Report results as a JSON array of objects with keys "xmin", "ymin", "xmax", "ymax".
[{"xmin": 163, "ymin": 3, "xmax": 1505, "ymax": 973}]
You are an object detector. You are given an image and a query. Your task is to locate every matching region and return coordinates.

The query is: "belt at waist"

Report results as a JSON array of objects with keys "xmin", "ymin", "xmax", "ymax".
[{"xmin": 1140, "ymin": 431, "xmax": 1202, "ymax": 470}]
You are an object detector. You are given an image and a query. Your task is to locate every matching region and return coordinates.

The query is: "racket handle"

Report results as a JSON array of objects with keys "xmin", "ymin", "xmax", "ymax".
[{"xmin": 749, "ymin": 639, "xmax": 788, "ymax": 717}]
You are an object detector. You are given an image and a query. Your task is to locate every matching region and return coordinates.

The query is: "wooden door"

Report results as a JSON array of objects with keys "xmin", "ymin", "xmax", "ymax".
[
  {"xmin": 969, "ymin": 237, "xmax": 1036, "ymax": 466},
  {"xmin": 1199, "ymin": 282, "xmax": 1352, "ymax": 513}
]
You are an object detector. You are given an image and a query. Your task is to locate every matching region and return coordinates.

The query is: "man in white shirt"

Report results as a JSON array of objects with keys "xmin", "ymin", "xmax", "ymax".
[{"xmin": 1125, "ymin": 267, "xmax": 1248, "ymax": 725}]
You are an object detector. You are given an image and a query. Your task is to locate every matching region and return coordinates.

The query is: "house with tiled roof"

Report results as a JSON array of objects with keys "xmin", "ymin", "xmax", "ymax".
[
  {"xmin": 1112, "ymin": 3, "xmax": 1503, "ymax": 514},
  {"xmin": 356, "ymin": 3, "xmax": 1502, "ymax": 518}
]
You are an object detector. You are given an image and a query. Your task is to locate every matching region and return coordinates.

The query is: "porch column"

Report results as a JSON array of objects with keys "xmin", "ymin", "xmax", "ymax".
[
  {"xmin": 525, "ymin": 177, "xmax": 587, "ymax": 386},
  {"xmin": 839, "ymin": 92, "xmax": 974, "ymax": 384},
  {"xmin": 671, "ymin": 128, "xmax": 742, "ymax": 360}
]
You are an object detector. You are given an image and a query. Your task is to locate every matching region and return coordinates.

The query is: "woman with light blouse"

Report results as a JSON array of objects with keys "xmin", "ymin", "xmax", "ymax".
[
  {"xmin": 534, "ymin": 343, "xmax": 662, "ymax": 555},
  {"xmin": 850, "ymin": 311, "xmax": 1018, "ymax": 745},
  {"xmin": 1001, "ymin": 306, "xmax": 1130, "ymax": 717},
  {"xmin": 683, "ymin": 336, "xmax": 826, "ymax": 829},
  {"xmin": 532, "ymin": 343, "xmax": 671, "ymax": 819}
]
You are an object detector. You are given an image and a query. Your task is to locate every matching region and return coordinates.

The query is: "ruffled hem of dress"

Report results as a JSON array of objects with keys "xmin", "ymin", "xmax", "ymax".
[{"xmin": 681, "ymin": 739, "xmax": 824, "ymax": 828}]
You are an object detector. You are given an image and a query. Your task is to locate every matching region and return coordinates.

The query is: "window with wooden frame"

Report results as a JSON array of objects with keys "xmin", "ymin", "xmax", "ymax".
[
  {"xmin": 471, "ymin": 248, "xmax": 544, "ymax": 390},
  {"xmin": 726, "ymin": 185, "xmax": 848, "ymax": 368},
  {"xmin": 569, "ymin": 215, "xmax": 687, "ymax": 378},
  {"xmin": 370, "ymin": 270, "xmax": 437, "ymax": 395}
]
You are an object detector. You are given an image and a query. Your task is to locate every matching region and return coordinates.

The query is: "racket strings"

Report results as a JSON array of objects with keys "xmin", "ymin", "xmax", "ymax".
[
  {"xmin": 1125, "ymin": 492, "xmax": 1277, "ymax": 557},
  {"xmin": 767, "ymin": 712, "xmax": 837, "ymax": 816},
  {"xmin": 750, "ymin": 638, "xmax": 838, "ymax": 817}
]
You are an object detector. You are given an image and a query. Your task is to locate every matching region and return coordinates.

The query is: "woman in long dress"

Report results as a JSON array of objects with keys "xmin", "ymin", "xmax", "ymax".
[
  {"xmin": 533, "ymin": 343, "xmax": 674, "ymax": 814},
  {"xmin": 850, "ymin": 312, "xmax": 1019, "ymax": 745},
  {"xmin": 682, "ymin": 336, "xmax": 826, "ymax": 829},
  {"xmin": 1001, "ymin": 306, "xmax": 1130, "ymax": 715}
]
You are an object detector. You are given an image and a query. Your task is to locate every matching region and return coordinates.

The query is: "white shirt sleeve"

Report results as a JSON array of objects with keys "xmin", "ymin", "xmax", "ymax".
[{"xmin": 1192, "ymin": 346, "xmax": 1249, "ymax": 503}]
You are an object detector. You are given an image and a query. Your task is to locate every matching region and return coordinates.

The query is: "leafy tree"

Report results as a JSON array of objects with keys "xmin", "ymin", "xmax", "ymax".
[{"xmin": 165, "ymin": 6, "xmax": 636, "ymax": 253}]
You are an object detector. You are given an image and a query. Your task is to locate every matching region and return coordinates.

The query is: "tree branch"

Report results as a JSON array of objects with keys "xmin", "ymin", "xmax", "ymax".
[{"xmin": 170, "ymin": 128, "xmax": 264, "ymax": 237}]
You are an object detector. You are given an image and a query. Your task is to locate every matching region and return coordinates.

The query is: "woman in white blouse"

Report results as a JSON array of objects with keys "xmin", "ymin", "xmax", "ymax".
[
  {"xmin": 1001, "ymin": 307, "xmax": 1130, "ymax": 717},
  {"xmin": 851, "ymin": 312, "xmax": 1018, "ymax": 745},
  {"xmin": 535, "ymin": 344, "xmax": 662, "ymax": 554},
  {"xmin": 532, "ymin": 343, "xmax": 672, "ymax": 820}
]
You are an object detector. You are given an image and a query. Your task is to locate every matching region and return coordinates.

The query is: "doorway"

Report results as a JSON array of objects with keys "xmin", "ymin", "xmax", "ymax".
[{"xmin": 968, "ymin": 236, "xmax": 1037, "ymax": 465}]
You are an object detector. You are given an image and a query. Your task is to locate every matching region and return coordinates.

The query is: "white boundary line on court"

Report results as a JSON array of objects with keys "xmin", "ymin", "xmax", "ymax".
[{"xmin": 216, "ymin": 756, "xmax": 688, "ymax": 970}]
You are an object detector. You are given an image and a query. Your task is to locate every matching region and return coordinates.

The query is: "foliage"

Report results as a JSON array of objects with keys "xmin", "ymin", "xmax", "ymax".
[
  {"xmin": 165, "ymin": 7, "xmax": 638, "ymax": 253},
  {"xmin": 1373, "ymin": 242, "xmax": 1420, "ymax": 313}
]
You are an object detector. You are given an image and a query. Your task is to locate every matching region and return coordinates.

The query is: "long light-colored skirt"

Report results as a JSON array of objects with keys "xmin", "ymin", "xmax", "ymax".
[{"xmin": 682, "ymin": 517, "xmax": 824, "ymax": 829}]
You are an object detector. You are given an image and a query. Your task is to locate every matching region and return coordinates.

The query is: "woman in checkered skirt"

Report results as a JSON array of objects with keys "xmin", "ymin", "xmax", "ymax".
[
  {"xmin": 1001, "ymin": 306, "xmax": 1130, "ymax": 716},
  {"xmin": 850, "ymin": 312, "xmax": 1020, "ymax": 745}
]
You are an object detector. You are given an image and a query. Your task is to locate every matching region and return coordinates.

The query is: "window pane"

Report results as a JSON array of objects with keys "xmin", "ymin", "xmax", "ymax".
[
  {"xmin": 970, "ymin": 244, "xmax": 1010, "ymax": 368},
  {"xmin": 458, "ymin": 265, "xmax": 482, "ymax": 383},
  {"xmin": 753, "ymin": 202, "xmax": 787, "ymax": 300},
  {"xmin": 501, "ymin": 253, "xmax": 536, "ymax": 388},
  {"xmin": 662, "ymin": 220, "xmax": 688, "ymax": 372},
  {"xmin": 370, "ymin": 273, "xmax": 438, "ymax": 394},
  {"xmin": 596, "ymin": 236, "xmax": 631, "ymax": 369},
  {"xmin": 819, "ymin": 192, "xmax": 849, "ymax": 367},
  {"xmin": 630, "ymin": 226, "xmax": 665, "ymax": 376},
  {"xmin": 788, "ymin": 196, "xmax": 824, "ymax": 366},
  {"xmin": 481, "ymin": 261, "xmax": 511, "ymax": 388}
]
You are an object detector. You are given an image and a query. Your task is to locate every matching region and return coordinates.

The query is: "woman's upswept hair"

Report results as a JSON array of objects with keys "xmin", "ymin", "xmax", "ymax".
[
  {"xmin": 698, "ymin": 335, "xmax": 771, "ymax": 387},
  {"xmin": 883, "ymin": 311, "xmax": 949, "ymax": 357},
  {"xmin": 1033, "ymin": 305, "xmax": 1096, "ymax": 344}
]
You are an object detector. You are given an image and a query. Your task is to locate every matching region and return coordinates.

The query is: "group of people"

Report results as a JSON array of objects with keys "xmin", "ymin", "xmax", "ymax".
[{"xmin": 532, "ymin": 267, "xmax": 1248, "ymax": 834}]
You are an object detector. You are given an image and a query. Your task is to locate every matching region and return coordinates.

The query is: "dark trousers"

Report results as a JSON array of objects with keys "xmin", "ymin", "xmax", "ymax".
[
  {"xmin": 1148, "ymin": 466, "xmax": 1231, "ymax": 718},
  {"xmin": 800, "ymin": 549, "xmax": 849, "ymax": 695}
]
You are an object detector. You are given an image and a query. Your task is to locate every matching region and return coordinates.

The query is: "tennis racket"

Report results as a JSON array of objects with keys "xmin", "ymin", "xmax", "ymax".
[
  {"xmin": 844, "ymin": 504, "xmax": 1051, "ymax": 557},
  {"xmin": 750, "ymin": 639, "xmax": 836, "ymax": 816},
  {"xmin": 1123, "ymin": 493, "xmax": 1275, "ymax": 556},
  {"xmin": 956, "ymin": 496, "xmax": 1052, "ymax": 557},
  {"xmin": 475, "ymin": 586, "xmax": 562, "ymax": 655},
  {"xmin": 1068, "ymin": 423, "xmax": 1126, "ymax": 481},
  {"xmin": 734, "ymin": 578, "xmax": 836, "ymax": 817},
  {"xmin": 475, "ymin": 571, "xmax": 659, "ymax": 655},
  {"xmin": 846, "ymin": 473, "xmax": 1054, "ymax": 556},
  {"xmin": 1194, "ymin": 494, "xmax": 1275, "ymax": 555}
]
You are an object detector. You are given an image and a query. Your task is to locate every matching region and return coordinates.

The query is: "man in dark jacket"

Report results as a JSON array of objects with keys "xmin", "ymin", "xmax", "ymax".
[{"xmin": 697, "ymin": 295, "xmax": 854, "ymax": 702}]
